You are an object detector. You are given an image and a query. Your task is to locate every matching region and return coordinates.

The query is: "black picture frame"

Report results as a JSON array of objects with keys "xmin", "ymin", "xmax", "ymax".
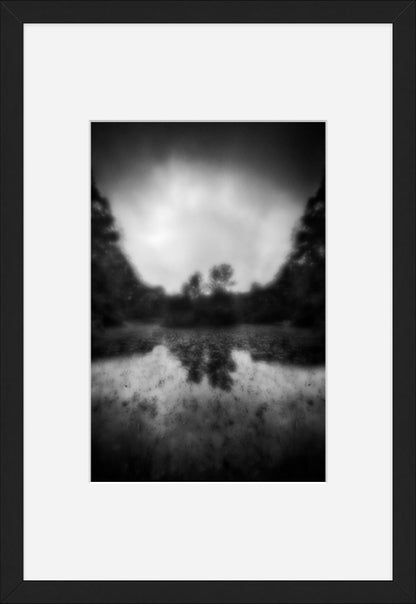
[{"xmin": 1, "ymin": 1, "xmax": 414, "ymax": 602}]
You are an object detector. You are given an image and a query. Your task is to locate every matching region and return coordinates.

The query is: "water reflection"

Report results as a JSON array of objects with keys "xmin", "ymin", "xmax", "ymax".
[
  {"xmin": 91, "ymin": 324, "xmax": 325, "ymax": 481},
  {"xmin": 169, "ymin": 337, "xmax": 236, "ymax": 391},
  {"xmin": 92, "ymin": 322, "xmax": 325, "ymax": 367}
]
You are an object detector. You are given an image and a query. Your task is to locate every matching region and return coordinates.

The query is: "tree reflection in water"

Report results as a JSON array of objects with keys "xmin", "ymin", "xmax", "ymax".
[
  {"xmin": 169, "ymin": 338, "xmax": 236, "ymax": 391},
  {"xmin": 91, "ymin": 324, "xmax": 326, "ymax": 481},
  {"xmin": 92, "ymin": 323, "xmax": 325, "ymax": 368}
]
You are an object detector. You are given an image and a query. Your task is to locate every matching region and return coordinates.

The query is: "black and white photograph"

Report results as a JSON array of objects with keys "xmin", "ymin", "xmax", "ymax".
[{"xmin": 91, "ymin": 122, "xmax": 325, "ymax": 482}]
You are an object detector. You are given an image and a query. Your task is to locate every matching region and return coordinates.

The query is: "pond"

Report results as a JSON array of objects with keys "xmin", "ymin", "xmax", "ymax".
[{"xmin": 91, "ymin": 323, "xmax": 325, "ymax": 481}]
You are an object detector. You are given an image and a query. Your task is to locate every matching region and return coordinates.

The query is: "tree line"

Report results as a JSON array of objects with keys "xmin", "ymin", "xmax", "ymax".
[{"xmin": 92, "ymin": 175, "xmax": 325, "ymax": 332}]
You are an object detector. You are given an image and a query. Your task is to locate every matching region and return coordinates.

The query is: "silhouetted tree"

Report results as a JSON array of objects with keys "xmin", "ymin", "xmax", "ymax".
[
  {"xmin": 209, "ymin": 263, "xmax": 235, "ymax": 293},
  {"xmin": 91, "ymin": 178, "xmax": 148, "ymax": 331},
  {"xmin": 91, "ymin": 180, "xmax": 119, "ymax": 247},
  {"xmin": 182, "ymin": 271, "xmax": 203, "ymax": 299},
  {"xmin": 250, "ymin": 282, "xmax": 262, "ymax": 293},
  {"xmin": 291, "ymin": 176, "xmax": 325, "ymax": 268},
  {"xmin": 272, "ymin": 175, "xmax": 325, "ymax": 326}
]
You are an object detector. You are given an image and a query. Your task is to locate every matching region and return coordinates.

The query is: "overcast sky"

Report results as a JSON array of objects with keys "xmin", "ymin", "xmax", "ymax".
[{"xmin": 92, "ymin": 122, "xmax": 325, "ymax": 293}]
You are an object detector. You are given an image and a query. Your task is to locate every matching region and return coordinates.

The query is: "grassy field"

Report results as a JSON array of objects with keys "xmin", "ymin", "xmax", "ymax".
[{"xmin": 91, "ymin": 323, "xmax": 325, "ymax": 481}]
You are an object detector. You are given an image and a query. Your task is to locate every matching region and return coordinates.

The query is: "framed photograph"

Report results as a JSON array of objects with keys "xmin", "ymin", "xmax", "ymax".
[
  {"xmin": 91, "ymin": 121, "xmax": 326, "ymax": 483},
  {"xmin": 1, "ymin": 1, "xmax": 414, "ymax": 603}
]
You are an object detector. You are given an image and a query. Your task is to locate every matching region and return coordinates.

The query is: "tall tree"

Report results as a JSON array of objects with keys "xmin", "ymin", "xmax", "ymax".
[
  {"xmin": 209, "ymin": 263, "xmax": 235, "ymax": 293},
  {"xmin": 91, "ymin": 178, "xmax": 144, "ymax": 330},
  {"xmin": 182, "ymin": 271, "xmax": 203, "ymax": 299},
  {"xmin": 273, "ymin": 176, "xmax": 325, "ymax": 326}
]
